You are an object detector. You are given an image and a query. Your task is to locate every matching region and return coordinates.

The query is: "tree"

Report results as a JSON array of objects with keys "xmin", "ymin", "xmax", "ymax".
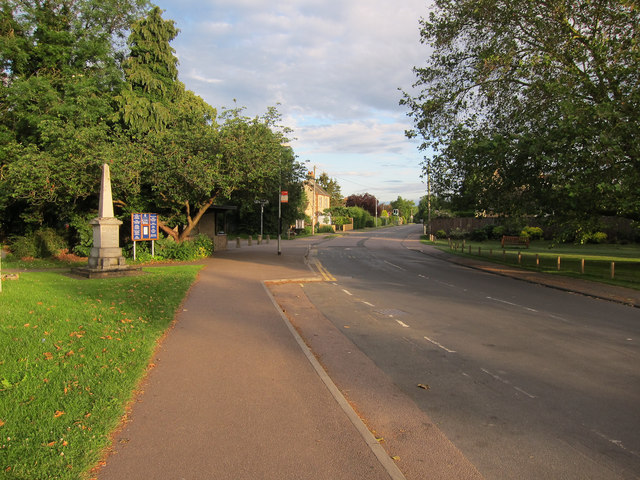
[
  {"xmin": 229, "ymin": 144, "xmax": 307, "ymax": 236},
  {"xmin": 345, "ymin": 193, "xmax": 380, "ymax": 217},
  {"xmin": 316, "ymin": 172, "xmax": 343, "ymax": 207},
  {"xmin": 0, "ymin": 2, "xmax": 301, "ymax": 248},
  {"xmin": 402, "ymin": 0, "xmax": 640, "ymax": 227},
  {"xmin": 0, "ymin": 0, "xmax": 149, "ymax": 232},
  {"xmin": 115, "ymin": 5, "xmax": 182, "ymax": 133},
  {"xmin": 390, "ymin": 196, "xmax": 415, "ymax": 222},
  {"xmin": 113, "ymin": 8, "xmax": 297, "ymax": 242}
]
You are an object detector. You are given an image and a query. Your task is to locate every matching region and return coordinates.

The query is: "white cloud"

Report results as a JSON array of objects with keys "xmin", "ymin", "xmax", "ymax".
[{"xmin": 157, "ymin": 0, "xmax": 431, "ymax": 201}]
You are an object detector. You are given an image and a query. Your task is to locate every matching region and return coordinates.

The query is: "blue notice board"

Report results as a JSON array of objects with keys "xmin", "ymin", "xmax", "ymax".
[{"xmin": 132, "ymin": 213, "xmax": 158, "ymax": 241}]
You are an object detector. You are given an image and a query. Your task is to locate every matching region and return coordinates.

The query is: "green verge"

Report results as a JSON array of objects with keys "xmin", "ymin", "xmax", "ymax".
[
  {"xmin": 425, "ymin": 238, "xmax": 640, "ymax": 290},
  {"xmin": 0, "ymin": 266, "xmax": 202, "ymax": 479}
]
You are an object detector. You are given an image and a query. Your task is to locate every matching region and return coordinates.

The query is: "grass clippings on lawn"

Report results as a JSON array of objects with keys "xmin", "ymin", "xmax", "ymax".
[{"xmin": 0, "ymin": 266, "xmax": 201, "ymax": 479}]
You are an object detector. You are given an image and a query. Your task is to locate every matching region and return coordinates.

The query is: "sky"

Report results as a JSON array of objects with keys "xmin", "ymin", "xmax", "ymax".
[{"xmin": 156, "ymin": 0, "xmax": 431, "ymax": 204}]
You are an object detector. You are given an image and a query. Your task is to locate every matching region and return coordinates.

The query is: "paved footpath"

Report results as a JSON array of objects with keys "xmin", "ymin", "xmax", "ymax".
[{"xmin": 97, "ymin": 238, "xmax": 472, "ymax": 480}]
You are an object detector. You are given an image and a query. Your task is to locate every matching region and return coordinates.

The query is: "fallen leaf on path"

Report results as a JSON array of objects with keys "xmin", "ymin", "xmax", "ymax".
[{"xmin": 417, "ymin": 383, "xmax": 430, "ymax": 390}]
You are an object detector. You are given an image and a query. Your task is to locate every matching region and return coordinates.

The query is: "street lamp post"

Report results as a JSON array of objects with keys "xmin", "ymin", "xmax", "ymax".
[
  {"xmin": 254, "ymin": 199, "xmax": 268, "ymax": 238},
  {"xmin": 312, "ymin": 165, "xmax": 316, "ymax": 235},
  {"xmin": 305, "ymin": 160, "xmax": 316, "ymax": 235},
  {"xmin": 427, "ymin": 162, "xmax": 432, "ymax": 237},
  {"xmin": 375, "ymin": 197, "xmax": 378, "ymax": 227},
  {"xmin": 278, "ymin": 185, "xmax": 282, "ymax": 255}
]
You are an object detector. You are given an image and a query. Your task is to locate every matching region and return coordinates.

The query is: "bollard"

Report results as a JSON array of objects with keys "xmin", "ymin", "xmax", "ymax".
[
  {"xmin": 489, "ymin": 248, "xmax": 493, "ymax": 257},
  {"xmin": 536, "ymin": 254, "xmax": 540, "ymax": 267},
  {"xmin": 581, "ymin": 258, "xmax": 585, "ymax": 274},
  {"xmin": 611, "ymin": 261, "xmax": 615, "ymax": 279},
  {"xmin": 248, "ymin": 236, "xmax": 252, "ymax": 246},
  {"xmin": 266, "ymin": 235, "xmax": 270, "ymax": 244},
  {"xmin": 557, "ymin": 256, "xmax": 561, "ymax": 271},
  {"xmin": 518, "ymin": 252, "xmax": 522, "ymax": 264},
  {"xmin": 236, "ymin": 237, "xmax": 241, "ymax": 248},
  {"xmin": 478, "ymin": 247, "xmax": 481, "ymax": 256},
  {"xmin": 468, "ymin": 246, "xmax": 471, "ymax": 255},
  {"xmin": 257, "ymin": 235, "xmax": 262, "ymax": 245},
  {"xmin": 502, "ymin": 249, "xmax": 506, "ymax": 260}
]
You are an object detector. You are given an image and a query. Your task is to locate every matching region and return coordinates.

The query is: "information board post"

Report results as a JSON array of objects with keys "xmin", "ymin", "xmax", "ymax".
[{"xmin": 131, "ymin": 213, "xmax": 159, "ymax": 260}]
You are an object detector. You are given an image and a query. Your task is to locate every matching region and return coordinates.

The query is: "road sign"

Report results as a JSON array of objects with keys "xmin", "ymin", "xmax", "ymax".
[
  {"xmin": 132, "ymin": 213, "xmax": 159, "ymax": 241},
  {"xmin": 281, "ymin": 191, "xmax": 289, "ymax": 203}
]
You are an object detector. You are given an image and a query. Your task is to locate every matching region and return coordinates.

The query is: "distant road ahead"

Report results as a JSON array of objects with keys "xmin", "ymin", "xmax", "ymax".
[{"xmin": 305, "ymin": 225, "xmax": 640, "ymax": 480}]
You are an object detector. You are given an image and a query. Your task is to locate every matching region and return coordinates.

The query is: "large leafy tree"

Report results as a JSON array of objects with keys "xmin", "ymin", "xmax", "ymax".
[
  {"xmin": 115, "ymin": 5, "xmax": 181, "ymax": 133},
  {"xmin": 345, "ymin": 192, "xmax": 380, "ymax": 217},
  {"xmin": 390, "ymin": 196, "xmax": 416, "ymax": 222},
  {"xmin": 0, "ymin": 0, "xmax": 149, "ymax": 232},
  {"xmin": 316, "ymin": 172, "xmax": 343, "ymax": 207},
  {"xmin": 229, "ymin": 143, "xmax": 307, "ymax": 236},
  {"xmin": 112, "ymin": 8, "xmax": 296, "ymax": 242},
  {"xmin": 402, "ymin": 0, "xmax": 640, "ymax": 226},
  {"xmin": 0, "ymin": 2, "xmax": 302, "ymax": 247}
]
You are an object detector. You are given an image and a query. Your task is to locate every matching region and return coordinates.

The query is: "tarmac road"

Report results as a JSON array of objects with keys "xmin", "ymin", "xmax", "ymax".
[{"xmin": 299, "ymin": 225, "xmax": 640, "ymax": 480}]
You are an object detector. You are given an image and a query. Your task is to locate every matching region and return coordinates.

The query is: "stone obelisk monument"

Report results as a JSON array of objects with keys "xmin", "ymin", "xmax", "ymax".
[{"xmin": 74, "ymin": 164, "xmax": 140, "ymax": 278}]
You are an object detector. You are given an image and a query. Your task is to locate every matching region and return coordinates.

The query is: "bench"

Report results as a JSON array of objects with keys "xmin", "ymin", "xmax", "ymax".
[{"xmin": 501, "ymin": 235, "xmax": 530, "ymax": 248}]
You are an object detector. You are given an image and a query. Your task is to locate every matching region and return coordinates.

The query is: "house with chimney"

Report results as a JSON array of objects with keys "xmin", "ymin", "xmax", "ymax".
[{"xmin": 304, "ymin": 174, "xmax": 331, "ymax": 230}]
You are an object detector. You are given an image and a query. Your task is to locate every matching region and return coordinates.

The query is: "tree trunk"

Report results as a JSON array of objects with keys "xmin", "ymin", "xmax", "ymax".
[
  {"xmin": 158, "ymin": 222, "xmax": 179, "ymax": 241},
  {"xmin": 157, "ymin": 196, "xmax": 217, "ymax": 243},
  {"xmin": 176, "ymin": 197, "xmax": 217, "ymax": 242}
]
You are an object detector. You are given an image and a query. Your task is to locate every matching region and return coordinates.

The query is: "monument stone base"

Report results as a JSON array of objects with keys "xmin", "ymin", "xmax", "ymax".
[
  {"xmin": 71, "ymin": 264, "xmax": 143, "ymax": 279},
  {"xmin": 72, "ymin": 213, "xmax": 142, "ymax": 279}
]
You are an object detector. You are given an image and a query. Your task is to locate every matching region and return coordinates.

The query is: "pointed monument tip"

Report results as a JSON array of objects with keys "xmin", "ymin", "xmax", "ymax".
[{"xmin": 98, "ymin": 163, "xmax": 115, "ymax": 218}]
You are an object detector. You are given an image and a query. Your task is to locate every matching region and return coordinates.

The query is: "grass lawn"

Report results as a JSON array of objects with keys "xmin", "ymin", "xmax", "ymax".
[
  {"xmin": 0, "ymin": 266, "xmax": 202, "ymax": 479},
  {"xmin": 426, "ymin": 238, "xmax": 640, "ymax": 290}
]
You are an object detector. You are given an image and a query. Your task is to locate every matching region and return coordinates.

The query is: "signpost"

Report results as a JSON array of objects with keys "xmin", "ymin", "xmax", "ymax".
[{"xmin": 131, "ymin": 213, "xmax": 159, "ymax": 260}]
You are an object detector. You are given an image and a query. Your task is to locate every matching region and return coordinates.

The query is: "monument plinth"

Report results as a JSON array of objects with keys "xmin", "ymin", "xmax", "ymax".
[{"xmin": 73, "ymin": 164, "xmax": 141, "ymax": 278}]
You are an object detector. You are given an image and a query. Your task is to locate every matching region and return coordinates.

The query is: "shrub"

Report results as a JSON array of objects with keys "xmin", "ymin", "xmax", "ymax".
[
  {"xmin": 491, "ymin": 225, "xmax": 506, "ymax": 239},
  {"xmin": 154, "ymin": 234, "xmax": 214, "ymax": 261},
  {"xmin": 9, "ymin": 229, "xmax": 67, "ymax": 258},
  {"xmin": 521, "ymin": 226, "xmax": 543, "ymax": 240},
  {"xmin": 9, "ymin": 235, "xmax": 38, "ymax": 258},
  {"xmin": 332, "ymin": 216, "xmax": 350, "ymax": 227},
  {"xmin": 581, "ymin": 231, "xmax": 608, "ymax": 244},
  {"xmin": 192, "ymin": 234, "xmax": 214, "ymax": 257},
  {"xmin": 435, "ymin": 229, "xmax": 447, "ymax": 239},
  {"xmin": 449, "ymin": 227, "xmax": 469, "ymax": 240},
  {"xmin": 34, "ymin": 228, "xmax": 67, "ymax": 257},
  {"xmin": 317, "ymin": 225, "xmax": 334, "ymax": 233},
  {"xmin": 470, "ymin": 227, "xmax": 488, "ymax": 242},
  {"xmin": 69, "ymin": 213, "xmax": 94, "ymax": 257}
]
